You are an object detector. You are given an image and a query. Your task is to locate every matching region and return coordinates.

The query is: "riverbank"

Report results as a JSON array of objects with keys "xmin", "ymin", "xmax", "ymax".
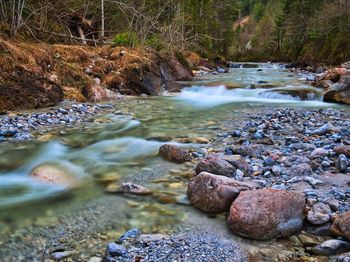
[{"xmin": 0, "ymin": 38, "xmax": 194, "ymax": 112}]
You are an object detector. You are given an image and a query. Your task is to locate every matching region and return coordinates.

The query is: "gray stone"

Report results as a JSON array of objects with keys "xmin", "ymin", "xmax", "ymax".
[
  {"xmin": 311, "ymin": 239, "xmax": 350, "ymax": 256},
  {"xmin": 307, "ymin": 202, "xmax": 332, "ymax": 225}
]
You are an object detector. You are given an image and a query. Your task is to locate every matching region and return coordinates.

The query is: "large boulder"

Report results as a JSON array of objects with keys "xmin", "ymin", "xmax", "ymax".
[
  {"xmin": 187, "ymin": 172, "xmax": 256, "ymax": 213},
  {"xmin": 195, "ymin": 157, "xmax": 236, "ymax": 177},
  {"xmin": 323, "ymin": 73, "xmax": 350, "ymax": 105},
  {"xmin": 227, "ymin": 189, "xmax": 305, "ymax": 240},
  {"xmin": 331, "ymin": 212, "xmax": 350, "ymax": 240},
  {"xmin": 159, "ymin": 144, "xmax": 191, "ymax": 163}
]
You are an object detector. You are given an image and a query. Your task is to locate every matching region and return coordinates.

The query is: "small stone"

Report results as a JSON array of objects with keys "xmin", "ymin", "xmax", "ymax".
[
  {"xmin": 304, "ymin": 176, "xmax": 324, "ymax": 187},
  {"xmin": 235, "ymin": 169, "xmax": 244, "ymax": 181},
  {"xmin": 337, "ymin": 154, "xmax": 349, "ymax": 173},
  {"xmin": 159, "ymin": 144, "xmax": 191, "ymax": 163},
  {"xmin": 298, "ymin": 233, "xmax": 320, "ymax": 246},
  {"xmin": 51, "ymin": 251, "xmax": 74, "ymax": 261},
  {"xmin": 307, "ymin": 202, "xmax": 332, "ymax": 225},
  {"xmin": 107, "ymin": 183, "xmax": 152, "ymax": 195},
  {"xmin": 331, "ymin": 212, "xmax": 350, "ymax": 240},
  {"xmin": 119, "ymin": 228, "xmax": 141, "ymax": 242},
  {"xmin": 311, "ymin": 239, "xmax": 350, "ymax": 256},
  {"xmin": 309, "ymin": 148, "xmax": 329, "ymax": 159},
  {"xmin": 105, "ymin": 243, "xmax": 127, "ymax": 257},
  {"xmin": 290, "ymin": 163, "xmax": 313, "ymax": 176},
  {"xmin": 310, "ymin": 123, "xmax": 338, "ymax": 136}
]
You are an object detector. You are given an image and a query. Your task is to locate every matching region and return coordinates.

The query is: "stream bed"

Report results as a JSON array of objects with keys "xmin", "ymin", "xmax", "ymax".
[{"xmin": 0, "ymin": 63, "xmax": 348, "ymax": 261}]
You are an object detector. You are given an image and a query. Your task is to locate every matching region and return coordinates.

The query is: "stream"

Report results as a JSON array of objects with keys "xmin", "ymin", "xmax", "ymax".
[{"xmin": 0, "ymin": 63, "xmax": 347, "ymax": 260}]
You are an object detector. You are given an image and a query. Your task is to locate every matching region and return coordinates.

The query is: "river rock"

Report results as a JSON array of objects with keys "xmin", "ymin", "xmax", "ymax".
[
  {"xmin": 289, "ymin": 163, "xmax": 313, "ymax": 176},
  {"xmin": 309, "ymin": 148, "xmax": 329, "ymax": 159},
  {"xmin": 310, "ymin": 123, "xmax": 338, "ymax": 136},
  {"xmin": 335, "ymin": 145, "xmax": 350, "ymax": 158},
  {"xmin": 30, "ymin": 164, "xmax": 79, "ymax": 188},
  {"xmin": 331, "ymin": 212, "xmax": 350, "ymax": 240},
  {"xmin": 227, "ymin": 189, "xmax": 305, "ymax": 240},
  {"xmin": 338, "ymin": 154, "xmax": 349, "ymax": 173},
  {"xmin": 307, "ymin": 202, "xmax": 332, "ymax": 225},
  {"xmin": 230, "ymin": 144, "xmax": 265, "ymax": 157},
  {"xmin": 82, "ymin": 84, "xmax": 119, "ymax": 102},
  {"xmin": 187, "ymin": 172, "xmax": 256, "ymax": 213},
  {"xmin": 107, "ymin": 183, "xmax": 152, "ymax": 195},
  {"xmin": 105, "ymin": 243, "xmax": 127, "ymax": 257},
  {"xmin": 195, "ymin": 157, "xmax": 236, "ymax": 177},
  {"xmin": 159, "ymin": 144, "xmax": 191, "ymax": 163},
  {"xmin": 311, "ymin": 239, "xmax": 350, "ymax": 256}
]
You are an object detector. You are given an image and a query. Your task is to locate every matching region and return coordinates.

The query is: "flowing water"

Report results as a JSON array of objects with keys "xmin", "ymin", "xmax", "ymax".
[{"xmin": 0, "ymin": 63, "xmax": 347, "ymax": 257}]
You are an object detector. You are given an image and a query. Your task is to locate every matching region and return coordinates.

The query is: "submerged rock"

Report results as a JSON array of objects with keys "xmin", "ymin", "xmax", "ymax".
[
  {"xmin": 30, "ymin": 164, "xmax": 80, "ymax": 188},
  {"xmin": 187, "ymin": 172, "xmax": 255, "ymax": 213},
  {"xmin": 331, "ymin": 212, "xmax": 350, "ymax": 240},
  {"xmin": 159, "ymin": 144, "xmax": 191, "ymax": 163},
  {"xmin": 227, "ymin": 189, "xmax": 305, "ymax": 240},
  {"xmin": 107, "ymin": 183, "xmax": 152, "ymax": 195},
  {"xmin": 105, "ymin": 242, "xmax": 127, "ymax": 257}
]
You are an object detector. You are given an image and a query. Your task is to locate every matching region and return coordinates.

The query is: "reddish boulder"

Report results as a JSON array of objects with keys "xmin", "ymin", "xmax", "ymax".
[
  {"xmin": 187, "ymin": 172, "xmax": 256, "ymax": 213},
  {"xmin": 159, "ymin": 144, "xmax": 191, "ymax": 163},
  {"xmin": 331, "ymin": 212, "xmax": 350, "ymax": 240},
  {"xmin": 195, "ymin": 157, "xmax": 236, "ymax": 177},
  {"xmin": 227, "ymin": 189, "xmax": 305, "ymax": 240}
]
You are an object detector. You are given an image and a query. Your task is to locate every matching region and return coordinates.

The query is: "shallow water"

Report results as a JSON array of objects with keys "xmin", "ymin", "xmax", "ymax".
[{"xmin": 0, "ymin": 63, "xmax": 347, "ymax": 240}]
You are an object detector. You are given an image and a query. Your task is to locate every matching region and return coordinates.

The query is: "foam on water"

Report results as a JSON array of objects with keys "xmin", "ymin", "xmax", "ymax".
[{"xmin": 173, "ymin": 85, "xmax": 329, "ymax": 108}]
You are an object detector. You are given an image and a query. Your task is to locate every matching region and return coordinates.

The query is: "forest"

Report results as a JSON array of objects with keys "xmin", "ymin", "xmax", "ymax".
[{"xmin": 1, "ymin": 0, "xmax": 350, "ymax": 63}]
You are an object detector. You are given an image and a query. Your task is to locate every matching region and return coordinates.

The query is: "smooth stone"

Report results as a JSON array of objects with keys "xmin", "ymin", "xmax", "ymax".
[
  {"xmin": 105, "ymin": 243, "xmax": 127, "ymax": 257},
  {"xmin": 227, "ymin": 189, "xmax": 305, "ymax": 240},
  {"xmin": 107, "ymin": 183, "xmax": 153, "ymax": 195},
  {"xmin": 311, "ymin": 239, "xmax": 350, "ymax": 256},
  {"xmin": 307, "ymin": 202, "xmax": 332, "ymax": 225},
  {"xmin": 195, "ymin": 157, "xmax": 236, "ymax": 177},
  {"xmin": 187, "ymin": 172, "xmax": 256, "ymax": 213},
  {"xmin": 309, "ymin": 148, "xmax": 329, "ymax": 159},
  {"xmin": 310, "ymin": 123, "xmax": 338, "ymax": 136}
]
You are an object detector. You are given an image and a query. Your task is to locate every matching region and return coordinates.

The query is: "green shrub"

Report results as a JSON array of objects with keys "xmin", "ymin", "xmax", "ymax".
[
  {"xmin": 112, "ymin": 32, "xmax": 139, "ymax": 48},
  {"xmin": 145, "ymin": 35, "xmax": 164, "ymax": 51}
]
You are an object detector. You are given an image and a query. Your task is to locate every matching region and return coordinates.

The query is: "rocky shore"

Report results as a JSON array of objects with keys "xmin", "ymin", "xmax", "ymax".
[
  {"xmin": 0, "ymin": 102, "xmax": 121, "ymax": 143},
  {"xmin": 102, "ymin": 107, "xmax": 350, "ymax": 262}
]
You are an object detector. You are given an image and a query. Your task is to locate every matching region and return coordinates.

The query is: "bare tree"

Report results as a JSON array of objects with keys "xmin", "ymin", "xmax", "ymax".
[{"xmin": 0, "ymin": 0, "xmax": 27, "ymax": 35}]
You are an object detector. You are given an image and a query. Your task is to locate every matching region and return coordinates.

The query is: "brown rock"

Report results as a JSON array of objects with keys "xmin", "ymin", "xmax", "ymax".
[
  {"xmin": 195, "ymin": 157, "xmax": 236, "ymax": 176},
  {"xmin": 331, "ymin": 212, "xmax": 350, "ymax": 240},
  {"xmin": 230, "ymin": 144, "xmax": 265, "ymax": 157},
  {"xmin": 335, "ymin": 145, "xmax": 350, "ymax": 158},
  {"xmin": 159, "ymin": 144, "xmax": 191, "ymax": 163},
  {"xmin": 187, "ymin": 172, "xmax": 256, "ymax": 213},
  {"xmin": 227, "ymin": 189, "xmax": 305, "ymax": 240},
  {"xmin": 82, "ymin": 84, "xmax": 119, "ymax": 102}
]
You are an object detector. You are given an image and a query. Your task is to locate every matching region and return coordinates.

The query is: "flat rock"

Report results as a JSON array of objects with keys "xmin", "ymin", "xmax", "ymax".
[
  {"xmin": 227, "ymin": 189, "xmax": 305, "ymax": 240},
  {"xmin": 310, "ymin": 123, "xmax": 338, "ymax": 136},
  {"xmin": 187, "ymin": 172, "xmax": 256, "ymax": 213}
]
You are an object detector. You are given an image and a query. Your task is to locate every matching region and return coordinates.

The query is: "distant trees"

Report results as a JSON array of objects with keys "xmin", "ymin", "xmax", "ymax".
[{"xmin": 0, "ymin": 0, "xmax": 27, "ymax": 36}]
